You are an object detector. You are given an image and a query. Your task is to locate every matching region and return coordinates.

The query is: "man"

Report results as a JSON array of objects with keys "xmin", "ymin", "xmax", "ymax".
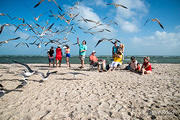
[
  {"xmin": 112, "ymin": 41, "xmax": 119, "ymax": 58},
  {"xmin": 77, "ymin": 37, "xmax": 87, "ymax": 68},
  {"xmin": 89, "ymin": 50, "xmax": 106, "ymax": 72},
  {"xmin": 47, "ymin": 46, "xmax": 55, "ymax": 67}
]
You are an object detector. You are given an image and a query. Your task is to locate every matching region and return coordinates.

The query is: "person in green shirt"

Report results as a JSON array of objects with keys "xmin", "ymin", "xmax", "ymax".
[{"xmin": 77, "ymin": 37, "xmax": 87, "ymax": 68}]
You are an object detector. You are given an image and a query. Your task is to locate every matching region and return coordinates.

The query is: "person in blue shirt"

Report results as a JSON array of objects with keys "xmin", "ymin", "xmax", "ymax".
[
  {"xmin": 77, "ymin": 37, "xmax": 87, "ymax": 68},
  {"xmin": 112, "ymin": 41, "xmax": 119, "ymax": 58}
]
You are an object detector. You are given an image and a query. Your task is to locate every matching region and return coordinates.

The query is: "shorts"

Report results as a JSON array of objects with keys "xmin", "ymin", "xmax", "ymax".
[
  {"xmin": 48, "ymin": 57, "xmax": 54, "ymax": 62},
  {"xmin": 56, "ymin": 56, "xmax": 62, "ymax": 60},
  {"xmin": 66, "ymin": 54, "xmax": 70, "ymax": 58},
  {"xmin": 79, "ymin": 55, "xmax": 85, "ymax": 60},
  {"xmin": 111, "ymin": 61, "xmax": 121, "ymax": 68}
]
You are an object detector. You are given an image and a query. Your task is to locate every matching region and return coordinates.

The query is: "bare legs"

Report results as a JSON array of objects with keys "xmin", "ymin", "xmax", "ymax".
[
  {"xmin": 66, "ymin": 57, "xmax": 70, "ymax": 67},
  {"xmin": 56, "ymin": 60, "xmax": 61, "ymax": 67},
  {"xmin": 141, "ymin": 68, "xmax": 152, "ymax": 75}
]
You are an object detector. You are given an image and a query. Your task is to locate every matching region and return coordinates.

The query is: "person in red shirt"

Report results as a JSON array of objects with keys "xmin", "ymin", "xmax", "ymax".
[
  {"xmin": 56, "ymin": 45, "xmax": 62, "ymax": 67},
  {"xmin": 89, "ymin": 50, "xmax": 106, "ymax": 72},
  {"xmin": 141, "ymin": 56, "xmax": 152, "ymax": 75}
]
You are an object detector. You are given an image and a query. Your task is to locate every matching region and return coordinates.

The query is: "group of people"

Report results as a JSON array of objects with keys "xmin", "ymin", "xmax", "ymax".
[
  {"xmin": 47, "ymin": 37, "xmax": 152, "ymax": 75},
  {"xmin": 47, "ymin": 45, "xmax": 70, "ymax": 67}
]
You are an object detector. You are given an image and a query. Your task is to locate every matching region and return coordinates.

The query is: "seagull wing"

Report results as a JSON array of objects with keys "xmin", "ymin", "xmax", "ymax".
[
  {"xmin": 144, "ymin": 18, "xmax": 150, "ymax": 26},
  {"xmin": 52, "ymin": 0, "xmax": 63, "ymax": 11},
  {"xmin": 13, "ymin": 60, "xmax": 34, "ymax": 72},
  {"xmin": 33, "ymin": 0, "xmax": 45, "ymax": 8},
  {"xmin": 95, "ymin": 39, "xmax": 104, "ymax": 47}
]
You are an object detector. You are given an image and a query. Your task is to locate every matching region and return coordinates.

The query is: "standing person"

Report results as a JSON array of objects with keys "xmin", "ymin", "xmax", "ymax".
[
  {"xmin": 112, "ymin": 41, "xmax": 119, "ymax": 58},
  {"xmin": 65, "ymin": 45, "xmax": 71, "ymax": 67},
  {"xmin": 47, "ymin": 46, "xmax": 55, "ymax": 67},
  {"xmin": 77, "ymin": 37, "xmax": 87, "ymax": 68},
  {"xmin": 56, "ymin": 45, "xmax": 62, "ymax": 67},
  {"xmin": 141, "ymin": 56, "xmax": 152, "ymax": 75}
]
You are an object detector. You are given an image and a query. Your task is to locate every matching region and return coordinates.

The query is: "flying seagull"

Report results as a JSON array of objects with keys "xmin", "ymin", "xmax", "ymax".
[
  {"xmin": 0, "ymin": 37, "xmax": 21, "ymax": 46},
  {"xmin": 152, "ymin": 18, "xmax": 164, "ymax": 30},
  {"xmin": 144, "ymin": 18, "xmax": 164, "ymax": 30},
  {"xmin": 95, "ymin": 38, "xmax": 121, "ymax": 47},
  {"xmin": 106, "ymin": 3, "xmax": 128, "ymax": 9},
  {"xmin": 37, "ymin": 70, "xmax": 57, "ymax": 80},
  {"xmin": 13, "ymin": 60, "xmax": 38, "ymax": 80},
  {"xmin": 34, "ymin": 0, "xmax": 62, "ymax": 11}
]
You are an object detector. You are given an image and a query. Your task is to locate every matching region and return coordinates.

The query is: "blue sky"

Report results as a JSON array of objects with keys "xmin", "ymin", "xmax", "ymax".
[{"xmin": 0, "ymin": 0, "xmax": 180, "ymax": 56}]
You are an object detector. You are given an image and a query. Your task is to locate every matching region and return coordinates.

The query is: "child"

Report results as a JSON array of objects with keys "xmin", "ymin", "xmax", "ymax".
[
  {"xmin": 65, "ymin": 45, "xmax": 71, "ymax": 67},
  {"xmin": 125, "ymin": 56, "xmax": 138, "ymax": 71},
  {"xmin": 141, "ymin": 57, "xmax": 152, "ymax": 75},
  {"xmin": 135, "ymin": 63, "xmax": 141, "ymax": 72}
]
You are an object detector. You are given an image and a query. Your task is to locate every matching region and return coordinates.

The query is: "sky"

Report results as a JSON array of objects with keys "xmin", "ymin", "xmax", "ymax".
[{"xmin": 0, "ymin": 0, "xmax": 180, "ymax": 56}]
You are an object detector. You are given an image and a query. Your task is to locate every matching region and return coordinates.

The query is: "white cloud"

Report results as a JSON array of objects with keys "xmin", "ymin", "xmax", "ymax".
[
  {"xmin": 114, "ymin": 0, "xmax": 148, "ymax": 33},
  {"xmin": 132, "ymin": 31, "xmax": 180, "ymax": 47}
]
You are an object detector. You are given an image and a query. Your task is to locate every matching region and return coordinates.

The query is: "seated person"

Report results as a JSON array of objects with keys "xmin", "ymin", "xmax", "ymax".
[
  {"xmin": 89, "ymin": 50, "xmax": 106, "ymax": 72},
  {"xmin": 136, "ymin": 63, "xmax": 141, "ymax": 72},
  {"xmin": 109, "ymin": 51, "xmax": 123, "ymax": 71},
  {"xmin": 141, "ymin": 56, "xmax": 152, "ymax": 75},
  {"xmin": 125, "ymin": 56, "xmax": 138, "ymax": 71}
]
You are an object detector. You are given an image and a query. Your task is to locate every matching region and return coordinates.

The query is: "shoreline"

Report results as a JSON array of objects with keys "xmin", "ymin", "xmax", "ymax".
[{"xmin": 0, "ymin": 64, "xmax": 180, "ymax": 119}]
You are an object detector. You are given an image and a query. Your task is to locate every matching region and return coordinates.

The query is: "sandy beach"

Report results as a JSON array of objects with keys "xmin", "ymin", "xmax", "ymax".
[{"xmin": 0, "ymin": 63, "xmax": 180, "ymax": 120}]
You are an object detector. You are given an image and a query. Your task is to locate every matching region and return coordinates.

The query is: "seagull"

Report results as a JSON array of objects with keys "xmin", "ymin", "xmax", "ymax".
[
  {"xmin": 95, "ymin": 38, "xmax": 113, "ymax": 47},
  {"xmin": 34, "ymin": 14, "xmax": 42, "ymax": 21},
  {"xmin": 144, "ymin": 18, "xmax": 164, "ymax": 30},
  {"xmin": 0, "ymin": 37, "xmax": 21, "ymax": 46},
  {"xmin": 13, "ymin": 60, "xmax": 38, "ymax": 80},
  {"xmin": 0, "ymin": 24, "xmax": 14, "ymax": 34},
  {"xmin": 15, "ymin": 42, "xmax": 29, "ymax": 48},
  {"xmin": 38, "ymin": 71, "xmax": 57, "ymax": 80},
  {"xmin": 152, "ymin": 18, "xmax": 164, "ymax": 30},
  {"xmin": 106, "ymin": 3, "xmax": 128, "ymax": 9},
  {"xmin": 95, "ymin": 38, "xmax": 121, "ymax": 47},
  {"xmin": 34, "ymin": 0, "xmax": 62, "ymax": 11}
]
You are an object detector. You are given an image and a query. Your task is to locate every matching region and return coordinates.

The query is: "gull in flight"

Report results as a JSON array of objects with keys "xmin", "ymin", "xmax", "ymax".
[
  {"xmin": 0, "ymin": 37, "xmax": 21, "ymax": 46},
  {"xmin": 106, "ymin": 3, "xmax": 128, "ymax": 9},
  {"xmin": 37, "ymin": 71, "xmax": 57, "ymax": 80},
  {"xmin": 13, "ymin": 60, "xmax": 38, "ymax": 80},
  {"xmin": 34, "ymin": 0, "xmax": 62, "ymax": 11},
  {"xmin": 144, "ymin": 18, "xmax": 164, "ymax": 30},
  {"xmin": 95, "ymin": 38, "xmax": 121, "ymax": 47}
]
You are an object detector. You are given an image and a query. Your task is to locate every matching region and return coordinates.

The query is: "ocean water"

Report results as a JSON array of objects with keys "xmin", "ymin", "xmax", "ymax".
[{"xmin": 0, "ymin": 55, "xmax": 180, "ymax": 64}]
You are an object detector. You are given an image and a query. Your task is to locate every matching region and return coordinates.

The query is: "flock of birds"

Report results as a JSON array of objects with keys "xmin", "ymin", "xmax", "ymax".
[
  {"xmin": 0, "ymin": 0, "xmax": 165, "ymax": 48},
  {"xmin": 0, "ymin": 60, "xmax": 57, "ymax": 96}
]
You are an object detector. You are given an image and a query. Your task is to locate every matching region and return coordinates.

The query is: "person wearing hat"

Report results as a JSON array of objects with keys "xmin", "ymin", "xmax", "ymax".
[
  {"xmin": 89, "ymin": 50, "xmax": 106, "ymax": 72},
  {"xmin": 141, "ymin": 56, "xmax": 152, "ymax": 75},
  {"xmin": 47, "ymin": 46, "xmax": 55, "ymax": 67},
  {"xmin": 55, "ymin": 45, "xmax": 62, "ymax": 67}
]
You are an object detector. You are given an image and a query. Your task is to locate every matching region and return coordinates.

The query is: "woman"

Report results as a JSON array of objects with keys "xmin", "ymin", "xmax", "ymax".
[
  {"xmin": 56, "ymin": 45, "xmax": 62, "ymax": 67},
  {"xmin": 65, "ymin": 45, "xmax": 71, "ymax": 67}
]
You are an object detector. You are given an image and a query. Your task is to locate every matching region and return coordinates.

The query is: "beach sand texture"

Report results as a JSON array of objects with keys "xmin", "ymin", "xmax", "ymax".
[{"xmin": 0, "ymin": 64, "xmax": 180, "ymax": 120}]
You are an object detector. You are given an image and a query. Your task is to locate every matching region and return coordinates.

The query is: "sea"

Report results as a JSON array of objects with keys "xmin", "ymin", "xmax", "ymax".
[{"xmin": 0, "ymin": 55, "xmax": 180, "ymax": 64}]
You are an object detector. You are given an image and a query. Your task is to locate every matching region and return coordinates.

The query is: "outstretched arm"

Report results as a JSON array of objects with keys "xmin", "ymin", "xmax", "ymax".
[{"xmin": 77, "ymin": 37, "xmax": 79, "ymax": 45}]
